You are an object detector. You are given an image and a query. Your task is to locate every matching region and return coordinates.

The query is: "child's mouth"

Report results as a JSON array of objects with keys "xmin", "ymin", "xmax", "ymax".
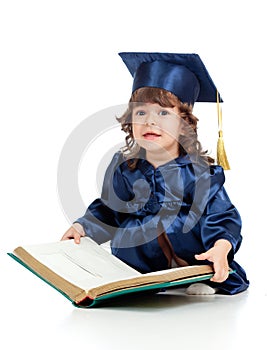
[{"xmin": 143, "ymin": 132, "xmax": 161, "ymax": 140}]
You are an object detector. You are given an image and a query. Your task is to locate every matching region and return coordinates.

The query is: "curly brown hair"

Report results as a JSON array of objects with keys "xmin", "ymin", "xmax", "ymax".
[{"xmin": 117, "ymin": 87, "xmax": 214, "ymax": 169}]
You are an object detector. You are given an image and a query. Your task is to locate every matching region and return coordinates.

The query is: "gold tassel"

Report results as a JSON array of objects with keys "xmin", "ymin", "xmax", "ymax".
[{"xmin": 216, "ymin": 91, "xmax": 230, "ymax": 170}]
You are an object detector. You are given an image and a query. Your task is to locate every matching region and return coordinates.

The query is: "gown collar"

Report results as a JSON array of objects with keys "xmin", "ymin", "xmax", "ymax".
[{"xmin": 136, "ymin": 153, "xmax": 193, "ymax": 173}]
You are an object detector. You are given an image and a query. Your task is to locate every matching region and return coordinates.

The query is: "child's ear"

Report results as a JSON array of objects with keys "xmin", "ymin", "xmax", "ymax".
[
  {"xmin": 179, "ymin": 125, "xmax": 186, "ymax": 136},
  {"xmin": 178, "ymin": 116, "xmax": 188, "ymax": 136}
]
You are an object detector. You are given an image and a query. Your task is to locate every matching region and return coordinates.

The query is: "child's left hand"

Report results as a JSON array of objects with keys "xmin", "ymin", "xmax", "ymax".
[{"xmin": 195, "ymin": 239, "xmax": 232, "ymax": 283}]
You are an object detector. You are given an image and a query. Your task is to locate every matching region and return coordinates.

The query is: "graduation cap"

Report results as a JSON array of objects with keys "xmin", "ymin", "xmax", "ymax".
[{"xmin": 118, "ymin": 52, "xmax": 230, "ymax": 169}]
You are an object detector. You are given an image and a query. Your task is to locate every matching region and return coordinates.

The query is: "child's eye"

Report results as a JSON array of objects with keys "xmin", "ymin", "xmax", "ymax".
[
  {"xmin": 159, "ymin": 110, "xmax": 169, "ymax": 116},
  {"xmin": 135, "ymin": 110, "xmax": 146, "ymax": 116}
]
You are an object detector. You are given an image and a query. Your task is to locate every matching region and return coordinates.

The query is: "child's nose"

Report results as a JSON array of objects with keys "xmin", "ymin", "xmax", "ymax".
[{"xmin": 145, "ymin": 112, "xmax": 157, "ymax": 125}]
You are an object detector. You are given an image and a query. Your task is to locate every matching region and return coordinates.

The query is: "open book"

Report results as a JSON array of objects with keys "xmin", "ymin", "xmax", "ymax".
[{"xmin": 8, "ymin": 237, "xmax": 215, "ymax": 308}]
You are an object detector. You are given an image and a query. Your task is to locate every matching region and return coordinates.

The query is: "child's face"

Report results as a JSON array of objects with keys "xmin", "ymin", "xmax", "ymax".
[{"xmin": 132, "ymin": 103, "xmax": 182, "ymax": 158}]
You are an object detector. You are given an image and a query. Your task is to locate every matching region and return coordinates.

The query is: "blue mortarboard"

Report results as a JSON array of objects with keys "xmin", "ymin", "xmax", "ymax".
[{"xmin": 118, "ymin": 52, "xmax": 222, "ymax": 106}]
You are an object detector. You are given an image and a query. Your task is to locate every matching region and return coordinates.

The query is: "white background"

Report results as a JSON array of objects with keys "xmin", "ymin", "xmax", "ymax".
[{"xmin": 1, "ymin": 1, "xmax": 266, "ymax": 349}]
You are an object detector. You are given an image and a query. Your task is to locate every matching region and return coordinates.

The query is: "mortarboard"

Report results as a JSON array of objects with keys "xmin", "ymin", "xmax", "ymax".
[
  {"xmin": 118, "ymin": 52, "xmax": 230, "ymax": 169},
  {"xmin": 118, "ymin": 52, "xmax": 223, "ymax": 106}
]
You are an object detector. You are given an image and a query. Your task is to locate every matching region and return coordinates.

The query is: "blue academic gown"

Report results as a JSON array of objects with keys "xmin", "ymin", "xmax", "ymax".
[{"xmin": 75, "ymin": 151, "xmax": 249, "ymax": 295}]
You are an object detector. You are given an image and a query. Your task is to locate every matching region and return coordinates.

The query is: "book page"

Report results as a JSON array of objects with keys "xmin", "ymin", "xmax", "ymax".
[{"xmin": 23, "ymin": 237, "xmax": 140, "ymax": 290}]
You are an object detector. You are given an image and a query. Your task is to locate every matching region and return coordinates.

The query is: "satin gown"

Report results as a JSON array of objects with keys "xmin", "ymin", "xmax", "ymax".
[{"xmin": 75, "ymin": 151, "xmax": 249, "ymax": 295}]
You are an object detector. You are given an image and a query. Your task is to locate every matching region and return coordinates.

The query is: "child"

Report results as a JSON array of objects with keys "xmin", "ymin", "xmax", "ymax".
[{"xmin": 61, "ymin": 52, "xmax": 249, "ymax": 295}]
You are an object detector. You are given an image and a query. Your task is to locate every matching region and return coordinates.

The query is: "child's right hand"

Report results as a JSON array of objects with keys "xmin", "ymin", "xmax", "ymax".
[{"xmin": 61, "ymin": 225, "xmax": 85, "ymax": 244}]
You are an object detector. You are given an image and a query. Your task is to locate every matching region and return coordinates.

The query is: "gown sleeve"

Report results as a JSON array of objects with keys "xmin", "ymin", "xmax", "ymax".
[
  {"xmin": 74, "ymin": 151, "xmax": 128, "ymax": 244},
  {"xmin": 198, "ymin": 166, "xmax": 242, "ymax": 262}
]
